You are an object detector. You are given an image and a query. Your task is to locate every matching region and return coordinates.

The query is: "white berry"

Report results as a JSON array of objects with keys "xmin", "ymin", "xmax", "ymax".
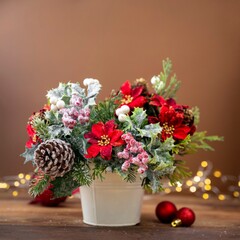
[
  {"xmin": 50, "ymin": 104, "xmax": 58, "ymax": 112},
  {"xmin": 50, "ymin": 96, "xmax": 58, "ymax": 105},
  {"xmin": 115, "ymin": 108, "xmax": 122, "ymax": 116},
  {"xmin": 118, "ymin": 114, "xmax": 127, "ymax": 122},
  {"xmin": 56, "ymin": 100, "xmax": 65, "ymax": 109},
  {"xmin": 151, "ymin": 76, "xmax": 160, "ymax": 85},
  {"xmin": 120, "ymin": 105, "xmax": 130, "ymax": 114}
]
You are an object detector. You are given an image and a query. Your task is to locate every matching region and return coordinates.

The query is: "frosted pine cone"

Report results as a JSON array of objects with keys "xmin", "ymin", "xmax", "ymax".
[{"xmin": 34, "ymin": 139, "xmax": 75, "ymax": 178}]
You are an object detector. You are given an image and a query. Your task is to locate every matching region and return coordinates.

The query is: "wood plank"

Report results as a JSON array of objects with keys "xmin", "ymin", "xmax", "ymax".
[{"xmin": 0, "ymin": 194, "xmax": 239, "ymax": 240}]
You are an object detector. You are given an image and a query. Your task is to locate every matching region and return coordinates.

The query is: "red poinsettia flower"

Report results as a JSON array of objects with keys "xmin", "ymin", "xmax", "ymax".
[
  {"xmin": 84, "ymin": 120, "xmax": 124, "ymax": 160},
  {"xmin": 149, "ymin": 105, "xmax": 191, "ymax": 141},
  {"xmin": 149, "ymin": 94, "xmax": 166, "ymax": 107},
  {"xmin": 120, "ymin": 81, "xmax": 147, "ymax": 109},
  {"xmin": 25, "ymin": 124, "xmax": 39, "ymax": 148},
  {"xmin": 150, "ymin": 95, "xmax": 183, "ymax": 109},
  {"xmin": 25, "ymin": 105, "xmax": 50, "ymax": 148}
]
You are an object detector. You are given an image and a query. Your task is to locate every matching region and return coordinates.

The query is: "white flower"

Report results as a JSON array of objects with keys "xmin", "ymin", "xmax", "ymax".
[
  {"xmin": 56, "ymin": 100, "xmax": 65, "ymax": 109},
  {"xmin": 151, "ymin": 75, "xmax": 160, "ymax": 85},
  {"xmin": 49, "ymin": 96, "xmax": 58, "ymax": 105},
  {"xmin": 118, "ymin": 114, "xmax": 128, "ymax": 122},
  {"xmin": 50, "ymin": 104, "xmax": 58, "ymax": 112},
  {"xmin": 83, "ymin": 78, "xmax": 99, "ymax": 86}
]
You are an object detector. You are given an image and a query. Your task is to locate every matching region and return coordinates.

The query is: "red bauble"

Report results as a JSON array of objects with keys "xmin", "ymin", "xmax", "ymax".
[
  {"xmin": 172, "ymin": 207, "xmax": 195, "ymax": 227},
  {"xmin": 30, "ymin": 185, "xmax": 67, "ymax": 207},
  {"xmin": 155, "ymin": 201, "xmax": 177, "ymax": 223}
]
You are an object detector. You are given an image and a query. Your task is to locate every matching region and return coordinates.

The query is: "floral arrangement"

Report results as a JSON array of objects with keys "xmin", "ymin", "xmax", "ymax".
[{"xmin": 21, "ymin": 59, "xmax": 222, "ymax": 198}]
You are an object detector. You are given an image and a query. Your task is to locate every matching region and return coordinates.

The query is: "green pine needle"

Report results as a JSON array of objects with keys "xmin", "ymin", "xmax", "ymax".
[{"xmin": 28, "ymin": 174, "xmax": 51, "ymax": 198}]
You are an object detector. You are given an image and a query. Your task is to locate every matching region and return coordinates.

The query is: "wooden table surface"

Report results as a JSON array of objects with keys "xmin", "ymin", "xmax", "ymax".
[{"xmin": 0, "ymin": 193, "xmax": 239, "ymax": 240}]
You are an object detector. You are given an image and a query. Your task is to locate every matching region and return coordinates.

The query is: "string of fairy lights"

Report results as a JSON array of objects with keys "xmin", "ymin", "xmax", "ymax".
[{"xmin": 0, "ymin": 160, "xmax": 239, "ymax": 201}]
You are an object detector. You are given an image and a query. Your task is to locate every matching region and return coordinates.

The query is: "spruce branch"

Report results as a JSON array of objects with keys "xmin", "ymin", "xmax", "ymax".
[
  {"xmin": 168, "ymin": 160, "xmax": 191, "ymax": 185},
  {"xmin": 51, "ymin": 172, "xmax": 79, "ymax": 198},
  {"xmin": 152, "ymin": 58, "xmax": 181, "ymax": 98},
  {"xmin": 72, "ymin": 162, "xmax": 92, "ymax": 186},
  {"xmin": 29, "ymin": 174, "xmax": 51, "ymax": 198},
  {"xmin": 181, "ymin": 131, "xmax": 224, "ymax": 155}
]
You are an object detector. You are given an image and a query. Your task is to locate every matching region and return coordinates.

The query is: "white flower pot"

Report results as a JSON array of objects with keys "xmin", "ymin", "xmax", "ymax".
[{"xmin": 80, "ymin": 172, "xmax": 144, "ymax": 226}]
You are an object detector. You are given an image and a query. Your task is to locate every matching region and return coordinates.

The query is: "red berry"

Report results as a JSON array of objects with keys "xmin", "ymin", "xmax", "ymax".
[{"xmin": 155, "ymin": 201, "xmax": 177, "ymax": 223}]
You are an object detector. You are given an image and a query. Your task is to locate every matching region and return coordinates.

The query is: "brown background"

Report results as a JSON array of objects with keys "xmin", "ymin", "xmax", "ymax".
[{"xmin": 0, "ymin": 0, "xmax": 239, "ymax": 177}]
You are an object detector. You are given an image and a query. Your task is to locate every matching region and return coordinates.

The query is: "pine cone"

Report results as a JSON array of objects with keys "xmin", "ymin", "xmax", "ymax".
[
  {"xmin": 183, "ymin": 108, "xmax": 194, "ymax": 126},
  {"xmin": 34, "ymin": 139, "xmax": 75, "ymax": 178}
]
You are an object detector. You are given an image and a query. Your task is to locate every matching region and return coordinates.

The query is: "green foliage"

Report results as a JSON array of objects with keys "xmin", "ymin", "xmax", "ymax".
[
  {"xmin": 21, "ymin": 144, "xmax": 39, "ymax": 164},
  {"xmin": 168, "ymin": 160, "xmax": 192, "ymax": 185},
  {"xmin": 45, "ymin": 110, "xmax": 60, "ymax": 125},
  {"xmin": 89, "ymin": 94, "xmax": 119, "ymax": 124},
  {"xmin": 46, "ymin": 82, "xmax": 85, "ymax": 100},
  {"xmin": 153, "ymin": 58, "xmax": 181, "ymax": 98},
  {"xmin": 191, "ymin": 106, "xmax": 200, "ymax": 126},
  {"xmin": 32, "ymin": 117, "xmax": 50, "ymax": 140},
  {"xmin": 130, "ymin": 108, "xmax": 148, "ymax": 128},
  {"xmin": 143, "ymin": 172, "xmax": 164, "ymax": 193},
  {"xmin": 172, "ymin": 135, "xmax": 192, "ymax": 155},
  {"xmin": 116, "ymin": 167, "xmax": 137, "ymax": 183},
  {"xmin": 92, "ymin": 161, "xmax": 108, "ymax": 181},
  {"xmin": 51, "ymin": 172, "xmax": 79, "ymax": 198},
  {"xmin": 72, "ymin": 162, "xmax": 92, "ymax": 187},
  {"xmin": 28, "ymin": 174, "xmax": 51, "ymax": 198},
  {"xmin": 181, "ymin": 131, "xmax": 224, "ymax": 155},
  {"xmin": 137, "ymin": 123, "xmax": 162, "ymax": 139}
]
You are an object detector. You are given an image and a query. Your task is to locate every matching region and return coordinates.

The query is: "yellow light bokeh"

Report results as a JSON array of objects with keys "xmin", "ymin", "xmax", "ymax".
[
  {"xmin": 218, "ymin": 194, "xmax": 225, "ymax": 201},
  {"xmin": 18, "ymin": 173, "xmax": 24, "ymax": 179},
  {"xmin": 25, "ymin": 174, "xmax": 31, "ymax": 180},
  {"xmin": 238, "ymin": 181, "xmax": 240, "ymax": 187},
  {"xmin": 12, "ymin": 191, "xmax": 18, "ymax": 197},
  {"xmin": 175, "ymin": 187, "xmax": 182, "ymax": 192},
  {"xmin": 213, "ymin": 170, "xmax": 222, "ymax": 178},
  {"xmin": 14, "ymin": 181, "xmax": 20, "ymax": 187},
  {"xmin": 0, "ymin": 183, "xmax": 9, "ymax": 189},
  {"xmin": 197, "ymin": 171, "xmax": 203, "ymax": 177},
  {"xmin": 204, "ymin": 184, "xmax": 212, "ymax": 191},
  {"xmin": 186, "ymin": 180, "xmax": 193, "ymax": 186},
  {"xmin": 201, "ymin": 161, "xmax": 208, "ymax": 168},
  {"xmin": 198, "ymin": 182, "xmax": 204, "ymax": 187},
  {"xmin": 20, "ymin": 179, "xmax": 26, "ymax": 184},
  {"xmin": 204, "ymin": 178, "xmax": 211, "ymax": 185},
  {"xmin": 164, "ymin": 188, "xmax": 171, "ymax": 194},
  {"xmin": 202, "ymin": 193, "xmax": 209, "ymax": 200},
  {"xmin": 233, "ymin": 191, "xmax": 239, "ymax": 198},
  {"xmin": 190, "ymin": 186, "xmax": 197, "ymax": 193}
]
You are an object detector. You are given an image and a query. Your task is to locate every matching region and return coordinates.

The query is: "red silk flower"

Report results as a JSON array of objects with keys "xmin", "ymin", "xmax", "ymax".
[
  {"xmin": 25, "ymin": 105, "xmax": 50, "ymax": 148},
  {"xmin": 84, "ymin": 120, "xmax": 124, "ymax": 160},
  {"xmin": 25, "ymin": 124, "xmax": 39, "ymax": 148},
  {"xmin": 120, "ymin": 81, "xmax": 147, "ymax": 109},
  {"xmin": 149, "ymin": 105, "xmax": 191, "ymax": 141}
]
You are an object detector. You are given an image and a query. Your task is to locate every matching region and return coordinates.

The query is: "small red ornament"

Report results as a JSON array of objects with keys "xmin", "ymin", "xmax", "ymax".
[
  {"xmin": 155, "ymin": 201, "xmax": 177, "ymax": 223},
  {"xmin": 171, "ymin": 207, "xmax": 195, "ymax": 227},
  {"xmin": 30, "ymin": 185, "xmax": 67, "ymax": 207}
]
